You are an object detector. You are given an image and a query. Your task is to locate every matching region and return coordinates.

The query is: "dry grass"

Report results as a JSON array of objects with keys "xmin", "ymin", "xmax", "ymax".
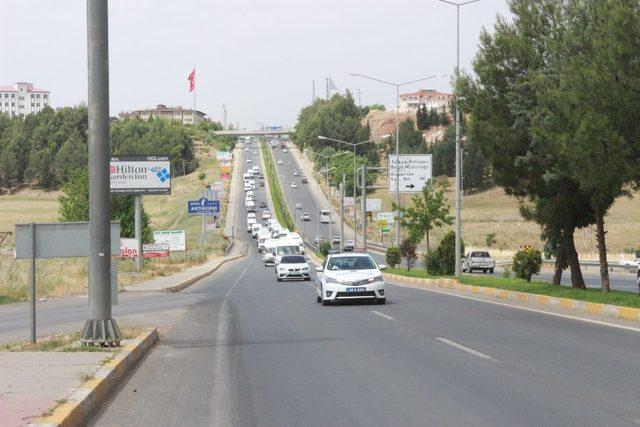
[
  {"xmin": 326, "ymin": 175, "xmax": 640, "ymax": 260},
  {"xmin": 0, "ymin": 143, "xmax": 230, "ymax": 301}
]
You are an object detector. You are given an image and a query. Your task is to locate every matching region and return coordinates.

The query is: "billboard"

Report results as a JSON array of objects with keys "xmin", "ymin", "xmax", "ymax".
[
  {"xmin": 120, "ymin": 238, "xmax": 139, "ymax": 258},
  {"xmin": 110, "ymin": 155, "xmax": 171, "ymax": 195},
  {"xmin": 366, "ymin": 198, "xmax": 382, "ymax": 212},
  {"xmin": 153, "ymin": 230, "xmax": 186, "ymax": 251}
]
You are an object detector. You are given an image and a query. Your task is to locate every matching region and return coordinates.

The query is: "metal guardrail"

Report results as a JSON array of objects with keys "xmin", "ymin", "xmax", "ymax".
[{"xmin": 223, "ymin": 239, "xmax": 235, "ymax": 255}]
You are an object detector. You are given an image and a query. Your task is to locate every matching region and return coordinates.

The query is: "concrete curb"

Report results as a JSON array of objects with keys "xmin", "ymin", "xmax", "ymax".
[
  {"xmin": 163, "ymin": 240, "xmax": 248, "ymax": 293},
  {"xmin": 383, "ymin": 273, "xmax": 640, "ymax": 323},
  {"xmin": 29, "ymin": 329, "xmax": 158, "ymax": 427}
]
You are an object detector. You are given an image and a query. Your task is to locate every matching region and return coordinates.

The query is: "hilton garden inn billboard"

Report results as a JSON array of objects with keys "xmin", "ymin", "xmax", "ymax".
[{"xmin": 110, "ymin": 155, "xmax": 171, "ymax": 195}]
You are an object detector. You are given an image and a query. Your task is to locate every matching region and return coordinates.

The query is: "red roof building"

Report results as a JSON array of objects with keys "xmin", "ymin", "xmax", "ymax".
[{"xmin": 0, "ymin": 82, "xmax": 51, "ymax": 117}]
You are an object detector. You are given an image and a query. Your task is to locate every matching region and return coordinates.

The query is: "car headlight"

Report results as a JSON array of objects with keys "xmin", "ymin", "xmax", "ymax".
[
  {"xmin": 301, "ymin": 267, "xmax": 309, "ymax": 271},
  {"xmin": 368, "ymin": 275, "xmax": 384, "ymax": 283},
  {"xmin": 324, "ymin": 276, "xmax": 341, "ymax": 284}
]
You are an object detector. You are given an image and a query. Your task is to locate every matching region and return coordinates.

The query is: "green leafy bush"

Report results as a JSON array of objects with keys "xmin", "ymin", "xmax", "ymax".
[
  {"xmin": 319, "ymin": 242, "xmax": 332, "ymax": 257},
  {"xmin": 424, "ymin": 231, "xmax": 464, "ymax": 275},
  {"xmin": 512, "ymin": 248, "xmax": 542, "ymax": 282},
  {"xmin": 385, "ymin": 246, "xmax": 401, "ymax": 268}
]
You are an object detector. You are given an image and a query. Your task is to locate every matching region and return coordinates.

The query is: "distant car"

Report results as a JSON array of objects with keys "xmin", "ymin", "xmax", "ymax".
[
  {"xmin": 295, "ymin": 202, "xmax": 303, "ymax": 210},
  {"xmin": 332, "ymin": 236, "xmax": 341, "ymax": 245},
  {"xmin": 294, "ymin": 170, "xmax": 299, "ymax": 176},
  {"xmin": 254, "ymin": 151, "xmax": 258, "ymax": 156},
  {"xmin": 315, "ymin": 253, "xmax": 387, "ymax": 305},
  {"xmin": 620, "ymin": 256, "xmax": 640, "ymax": 270},
  {"xmin": 259, "ymin": 181, "xmax": 265, "ymax": 187},
  {"xmin": 301, "ymin": 212, "xmax": 310, "ymax": 221},
  {"xmin": 283, "ymin": 149, "xmax": 288, "ymax": 153},
  {"xmin": 301, "ymin": 176, "xmax": 308, "ymax": 184},
  {"xmin": 259, "ymin": 201, "xmax": 268, "ymax": 208},
  {"xmin": 462, "ymin": 251, "xmax": 496, "ymax": 273},
  {"xmin": 291, "ymin": 182, "xmax": 298, "ymax": 189},
  {"xmin": 277, "ymin": 160, "xmax": 283, "ymax": 165},
  {"xmin": 244, "ymin": 147, "xmax": 249, "ymax": 152},
  {"xmin": 246, "ymin": 159, "xmax": 252, "ymax": 163},
  {"xmin": 276, "ymin": 255, "xmax": 310, "ymax": 282},
  {"xmin": 313, "ymin": 235, "xmax": 324, "ymax": 244},
  {"xmin": 343, "ymin": 240, "xmax": 355, "ymax": 251},
  {"xmin": 262, "ymin": 211, "xmax": 272, "ymax": 220}
]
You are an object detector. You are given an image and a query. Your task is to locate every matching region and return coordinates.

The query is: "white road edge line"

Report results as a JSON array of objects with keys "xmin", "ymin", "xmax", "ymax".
[
  {"xmin": 388, "ymin": 281, "xmax": 640, "ymax": 334},
  {"xmin": 436, "ymin": 337, "xmax": 501, "ymax": 364},
  {"xmin": 370, "ymin": 310, "xmax": 395, "ymax": 321}
]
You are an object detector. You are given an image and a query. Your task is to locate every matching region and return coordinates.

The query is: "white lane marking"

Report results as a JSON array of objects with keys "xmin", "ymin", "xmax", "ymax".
[
  {"xmin": 436, "ymin": 337, "xmax": 501, "ymax": 364},
  {"xmin": 388, "ymin": 280, "xmax": 640, "ymax": 334},
  {"xmin": 371, "ymin": 310, "xmax": 395, "ymax": 321}
]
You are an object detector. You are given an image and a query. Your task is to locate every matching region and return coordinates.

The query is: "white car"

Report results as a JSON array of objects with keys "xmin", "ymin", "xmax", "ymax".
[
  {"xmin": 247, "ymin": 212, "xmax": 256, "ymax": 220},
  {"xmin": 315, "ymin": 253, "xmax": 387, "ymax": 305},
  {"xmin": 283, "ymin": 149, "xmax": 288, "ymax": 153},
  {"xmin": 277, "ymin": 160, "xmax": 283, "ymax": 165},
  {"xmin": 262, "ymin": 210, "xmax": 272, "ymax": 220},
  {"xmin": 276, "ymin": 254, "xmax": 310, "ymax": 281},
  {"xmin": 295, "ymin": 202, "xmax": 303, "ymax": 210},
  {"xmin": 246, "ymin": 217, "xmax": 257, "ymax": 232},
  {"xmin": 291, "ymin": 182, "xmax": 298, "ymax": 189},
  {"xmin": 246, "ymin": 158, "xmax": 252, "ymax": 163},
  {"xmin": 293, "ymin": 170, "xmax": 299, "ymax": 176}
]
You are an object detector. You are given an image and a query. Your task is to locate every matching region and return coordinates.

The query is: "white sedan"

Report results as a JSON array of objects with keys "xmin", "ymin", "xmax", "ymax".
[
  {"xmin": 276, "ymin": 255, "xmax": 311, "ymax": 282},
  {"xmin": 315, "ymin": 253, "xmax": 387, "ymax": 305},
  {"xmin": 246, "ymin": 159, "xmax": 252, "ymax": 163}
]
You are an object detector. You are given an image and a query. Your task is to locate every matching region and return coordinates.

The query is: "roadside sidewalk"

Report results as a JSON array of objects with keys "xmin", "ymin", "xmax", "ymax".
[{"xmin": 123, "ymin": 238, "xmax": 247, "ymax": 293}]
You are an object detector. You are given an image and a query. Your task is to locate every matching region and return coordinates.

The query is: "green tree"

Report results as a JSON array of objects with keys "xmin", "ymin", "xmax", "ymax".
[
  {"xmin": 394, "ymin": 180, "xmax": 453, "ymax": 250},
  {"xmin": 385, "ymin": 246, "xmax": 401, "ymax": 268},
  {"xmin": 400, "ymin": 238, "xmax": 418, "ymax": 270},
  {"xmin": 512, "ymin": 248, "xmax": 542, "ymax": 282},
  {"xmin": 429, "ymin": 108, "xmax": 439, "ymax": 127},
  {"xmin": 389, "ymin": 119, "xmax": 425, "ymax": 155},
  {"xmin": 58, "ymin": 169, "xmax": 152, "ymax": 242}
]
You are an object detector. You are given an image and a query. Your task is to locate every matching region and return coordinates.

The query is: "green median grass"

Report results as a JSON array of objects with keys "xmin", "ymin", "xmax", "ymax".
[
  {"xmin": 260, "ymin": 142, "xmax": 295, "ymax": 230},
  {"xmin": 386, "ymin": 267, "xmax": 640, "ymax": 309},
  {"xmin": 0, "ymin": 295, "xmax": 21, "ymax": 305}
]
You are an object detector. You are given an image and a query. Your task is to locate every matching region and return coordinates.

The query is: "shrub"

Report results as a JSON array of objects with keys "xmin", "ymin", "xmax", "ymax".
[
  {"xmin": 385, "ymin": 246, "xmax": 401, "ymax": 268},
  {"xmin": 319, "ymin": 242, "xmax": 331, "ymax": 257},
  {"xmin": 485, "ymin": 232, "xmax": 497, "ymax": 248},
  {"xmin": 512, "ymin": 248, "xmax": 542, "ymax": 282},
  {"xmin": 400, "ymin": 239, "xmax": 418, "ymax": 270},
  {"xmin": 423, "ymin": 231, "xmax": 465, "ymax": 276},
  {"xmin": 198, "ymin": 172, "xmax": 206, "ymax": 181},
  {"xmin": 502, "ymin": 265, "xmax": 512, "ymax": 278},
  {"xmin": 423, "ymin": 251, "xmax": 441, "ymax": 275}
]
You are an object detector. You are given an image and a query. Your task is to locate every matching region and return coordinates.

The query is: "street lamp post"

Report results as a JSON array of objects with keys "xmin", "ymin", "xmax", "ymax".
[
  {"xmin": 435, "ymin": 0, "xmax": 480, "ymax": 276},
  {"xmin": 349, "ymin": 73, "xmax": 445, "ymax": 245},
  {"xmin": 317, "ymin": 135, "xmax": 390, "ymax": 248}
]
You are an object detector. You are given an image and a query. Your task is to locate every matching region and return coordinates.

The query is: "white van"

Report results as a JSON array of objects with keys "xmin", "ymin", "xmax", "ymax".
[
  {"xmin": 287, "ymin": 232, "xmax": 305, "ymax": 254},
  {"xmin": 257, "ymin": 229, "xmax": 272, "ymax": 252},
  {"xmin": 263, "ymin": 239, "xmax": 278, "ymax": 266},
  {"xmin": 274, "ymin": 239, "xmax": 302, "ymax": 265},
  {"xmin": 251, "ymin": 223, "xmax": 262, "ymax": 238}
]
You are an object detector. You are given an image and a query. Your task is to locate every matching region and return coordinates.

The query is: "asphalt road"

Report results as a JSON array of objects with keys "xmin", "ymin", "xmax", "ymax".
[{"xmin": 90, "ymin": 144, "xmax": 640, "ymax": 426}]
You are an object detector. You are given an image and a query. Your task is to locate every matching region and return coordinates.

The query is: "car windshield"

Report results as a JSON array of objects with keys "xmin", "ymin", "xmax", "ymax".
[
  {"xmin": 472, "ymin": 252, "xmax": 490, "ymax": 258},
  {"xmin": 327, "ymin": 256, "xmax": 375, "ymax": 270},
  {"xmin": 280, "ymin": 255, "xmax": 306, "ymax": 264},
  {"xmin": 276, "ymin": 245, "xmax": 299, "ymax": 255}
]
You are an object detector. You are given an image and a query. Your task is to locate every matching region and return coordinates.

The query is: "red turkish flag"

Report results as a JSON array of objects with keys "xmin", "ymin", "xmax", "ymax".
[{"xmin": 188, "ymin": 68, "xmax": 196, "ymax": 92}]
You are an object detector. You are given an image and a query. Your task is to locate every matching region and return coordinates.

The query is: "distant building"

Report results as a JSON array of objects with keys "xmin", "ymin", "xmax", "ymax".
[
  {"xmin": 118, "ymin": 104, "xmax": 206, "ymax": 125},
  {"xmin": 0, "ymin": 82, "xmax": 51, "ymax": 117},
  {"xmin": 399, "ymin": 89, "xmax": 452, "ymax": 114}
]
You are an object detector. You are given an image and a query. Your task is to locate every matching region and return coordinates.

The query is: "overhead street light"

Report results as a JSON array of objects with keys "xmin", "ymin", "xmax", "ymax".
[
  {"xmin": 434, "ymin": 0, "xmax": 481, "ymax": 277},
  {"xmin": 318, "ymin": 134, "xmax": 391, "ymax": 247},
  {"xmin": 349, "ymin": 72, "xmax": 446, "ymax": 245}
]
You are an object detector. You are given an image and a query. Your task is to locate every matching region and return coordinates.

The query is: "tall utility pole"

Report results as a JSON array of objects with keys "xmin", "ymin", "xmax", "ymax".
[
  {"xmin": 340, "ymin": 174, "xmax": 345, "ymax": 250},
  {"xmin": 82, "ymin": 0, "xmax": 121, "ymax": 345},
  {"xmin": 349, "ymin": 73, "xmax": 444, "ymax": 246},
  {"xmin": 223, "ymin": 103, "xmax": 228, "ymax": 130},
  {"xmin": 436, "ymin": 0, "xmax": 480, "ymax": 277}
]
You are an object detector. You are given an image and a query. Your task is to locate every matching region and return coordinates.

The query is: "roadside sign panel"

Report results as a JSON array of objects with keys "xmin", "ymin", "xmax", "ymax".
[
  {"xmin": 15, "ymin": 222, "xmax": 120, "ymax": 259},
  {"xmin": 119, "ymin": 238, "xmax": 139, "ymax": 258},
  {"xmin": 366, "ymin": 198, "xmax": 382, "ymax": 212},
  {"xmin": 388, "ymin": 154, "xmax": 432, "ymax": 193},
  {"xmin": 381, "ymin": 226, "xmax": 390, "ymax": 233},
  {"xmin": 376, "ymin": 212, "xmax": 395, "ymax": 225},
  {"xmin": 110, "ymin": 155, "xmax": 171, "ymax": 195},
  {"xmin": 376, "ymin": 219, "xmax": 388, "ymax": 228},
  {"xmin": 143, "ymin": 244, "xmax": 170, "ymax": 258},
  {"xmin": 343, "ymin": 197, "xmax": 355, "ymax": 207},
  {"xmin": 216, "ymin": 151, "xmax": 233, "ymax": 162},
  {"xmin": 187, "ymin": 198, "xmax": 220, "ymax": 215},
  {"xmin": 153, "ymin": 230, "xmax": 186, "ymax": 251}
]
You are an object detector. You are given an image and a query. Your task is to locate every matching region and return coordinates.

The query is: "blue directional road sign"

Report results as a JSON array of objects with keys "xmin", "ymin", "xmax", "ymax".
[{"xmin": 187, "ymin": 198, "xmax": 220, "ymax": 215}]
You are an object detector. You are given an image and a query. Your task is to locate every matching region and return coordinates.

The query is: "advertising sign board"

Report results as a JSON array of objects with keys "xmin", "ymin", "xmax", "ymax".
[
  {"xmin": 143, "ymin": 243, "xmax": 170, "ymax": 258},
  {"xmin": 187, "ymin": 198, "xmax": 220, "ymax": 215},
  {"xmin": 366, "ymin": 198, "xmax": 382, "ymax": 212},
  {"xmin": 376, "ymin": 212, "xmax": 395, "ymax": 225},
  {"xmin": 110, "ymin": 155, "xmax": 171, "ymax": 195},
  {"xmin": 388, "ymin": 154, "xmax": 432, "ymax": 193},
  {"xmin": 153, "ymin": 230, "xmax": 186, "ymax": 251},
  {"xmin": 119, "ymin": 238, "xmax": 139, "ymax": 258},
  {"xmin": 216, "ymin": 151, "xmax": 233, "ymax": 162}
]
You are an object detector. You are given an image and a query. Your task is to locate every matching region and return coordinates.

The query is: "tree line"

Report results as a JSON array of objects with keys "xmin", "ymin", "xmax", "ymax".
[
  {"xmin": 460, "ymin": 0, "xmax": 640, "ymax": 292},
  {"xmin": 0, "ymin": 106, "xmax": 198, "ymax": 192}
]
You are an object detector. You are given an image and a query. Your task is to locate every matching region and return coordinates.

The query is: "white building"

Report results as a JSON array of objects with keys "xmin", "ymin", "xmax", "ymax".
[
  {"xmin": 118, "ymin": 104, "xmax": 206, "ymax": 125},
  {"xmin": 0, "ymin": 82, "xmax": 51, "ymax": 118},
  {"xmin": 399, "ymin": 89, "xmax": 452, "ymax": 114}
]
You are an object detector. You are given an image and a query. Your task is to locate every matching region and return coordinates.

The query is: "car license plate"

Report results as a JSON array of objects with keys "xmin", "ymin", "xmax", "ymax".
[{"xmin": 346, "ymin": 287, "xmax": 366, "ymax": 293}]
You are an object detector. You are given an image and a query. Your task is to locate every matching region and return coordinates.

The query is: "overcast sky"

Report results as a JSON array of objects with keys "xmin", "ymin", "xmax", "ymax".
[{"xmin": 1, "ymin": 0, "xmax": 510, "ymax": 129}]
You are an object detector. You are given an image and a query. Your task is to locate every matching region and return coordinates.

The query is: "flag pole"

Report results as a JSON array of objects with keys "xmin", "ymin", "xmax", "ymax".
[{"xmin": 193, "ymin": 66, "xmax": 196, "ymax": 125}]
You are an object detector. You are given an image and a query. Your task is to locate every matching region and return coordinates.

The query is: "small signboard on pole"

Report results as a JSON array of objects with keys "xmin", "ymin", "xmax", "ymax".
[
  {"xmin": 187, "ymin": 198, "xmax": 220, "ymax": 215},
  {"xmin": 388, "ymin": 154, "xmax": 432, "ymax": 193}
]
